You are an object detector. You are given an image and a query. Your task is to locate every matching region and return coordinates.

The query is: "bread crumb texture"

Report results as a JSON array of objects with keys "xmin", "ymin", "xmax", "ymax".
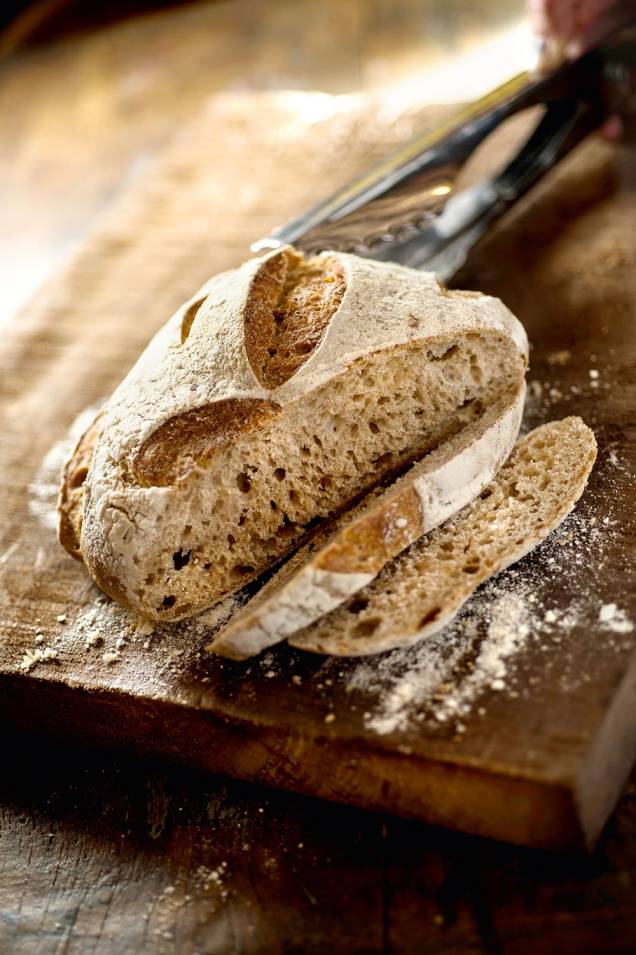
[{"xmin": 290, "ymin": 417, "xmax": 597, "ymax": 656}]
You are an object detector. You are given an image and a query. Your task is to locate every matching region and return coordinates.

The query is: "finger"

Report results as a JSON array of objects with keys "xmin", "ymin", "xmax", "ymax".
[
  {"xmin": 528, "ymin": 0, "xmax": 551, "ymax": 35},
  {"xmin": 534, "ymin": 0, "xmax": 581, "ymax": 42},
  {"xmin": 600, "ymin": 115, "xmax": 624, "ymax": 141}
]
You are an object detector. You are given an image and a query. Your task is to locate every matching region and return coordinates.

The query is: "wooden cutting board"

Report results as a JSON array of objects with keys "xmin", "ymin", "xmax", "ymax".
[{"xmin": 1, "ymin": 92, "xmax": 635, "ymax": 851}]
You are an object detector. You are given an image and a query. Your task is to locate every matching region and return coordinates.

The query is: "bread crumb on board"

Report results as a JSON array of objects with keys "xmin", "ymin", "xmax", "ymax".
[{"xmin": 20, "ymin": 646, "xmax": 59, "ymax": 672}]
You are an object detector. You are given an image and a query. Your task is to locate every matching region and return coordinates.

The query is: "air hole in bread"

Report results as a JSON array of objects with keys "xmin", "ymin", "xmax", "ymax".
[
  {"xmin": 353, "ymin": 617, "xmax": 382, "ymax": 638},
  {"xmin": 419, "ymin": 606, "xmax": 441, "ymax": 628},
  {"xmin": 161, "ymin": 595, "xmax": 176, "ymax": 609},
  {"xmin": 270, "ymin": 500, "xmax": 278, "ymax": 511},
  {"xmin": 237, "ymin": 472, "xmax": 251, "ymax": 493},
  {"xmin": 480, "ymin": 488, "xmax": 493, "ymax": 500},
  {"xmin": 463, "ymin": 562, "xmax": 480, "ymax": 574},
  {"xmin": 277, "ymin": 517, "xmax": 298, "ymax": 539},
  {"xmin": 274, "ymin": 467, "xmax": 286, "ymax": 481},
  {"xmin": 312, "ymin": 434, "xmax": 323, "ymax": 447},
  {"xmin": 172, "ymin": 549, "xmax": 191, "ymax": 570},
  {"xmin": 348, "ymin": 597, "xmax": 369, "ymax": 614},
  {"xmin": 434, "ymin": 344, "xmax": 459, "ymax": 362},
  {"xmin": 233, "ymin": 564, "xmax": 255, "ymax": 576},
  {"xmin": 369, "ymin": 421, "xmax": 380, "ymax": 434},
  {"xmin": 70, "ymin": 466, "xmax": 89, "ymax": 489},
  {"xmin": 227, "ymin": 534, "xmax": 236, "ymax": 547}
]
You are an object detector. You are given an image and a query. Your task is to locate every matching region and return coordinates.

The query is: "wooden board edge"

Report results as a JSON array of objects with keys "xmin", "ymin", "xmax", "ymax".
[
  {"xmin": 2, "ymin": 672, "xmax": 586, "ymax": 850},
  {"xmin": 575, "ymin": 645, "xmax": 636, "ymax": 849}
]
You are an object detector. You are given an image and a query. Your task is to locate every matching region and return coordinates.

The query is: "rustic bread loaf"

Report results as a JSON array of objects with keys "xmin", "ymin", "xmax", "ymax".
[
  {"xmin": 58, "ymin": 246, "xmax": 527, "ymax": 621},
  {"xmin": 209, "ymin": 384, "xmax": 524, "ymax": 659},
  {"xmin": 288, "ymin": 417, "xmax": 596, "ymax": 657}
]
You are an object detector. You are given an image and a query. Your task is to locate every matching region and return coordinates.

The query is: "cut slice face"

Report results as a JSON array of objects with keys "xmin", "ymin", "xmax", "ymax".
[
  {"xmin": 287, "ymin": 416, "xmax": 597, "ymax": 657},
  {"xmin": 209, "ymin": 384, "xmax": 525, "ymax": 659}
]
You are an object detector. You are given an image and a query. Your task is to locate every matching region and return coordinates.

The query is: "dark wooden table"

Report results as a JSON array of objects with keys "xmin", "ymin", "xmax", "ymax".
[
  {"xmin": 2, "ymin": 3, "xmax": 636, "ymax": 952},
  {"xmin": 4, "ymin": 726, "xmax": 636, "ymax": 954}
]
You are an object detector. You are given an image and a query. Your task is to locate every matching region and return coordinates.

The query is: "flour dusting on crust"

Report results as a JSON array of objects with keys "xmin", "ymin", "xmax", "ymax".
[{"xmin": 28, "ymin": 405, "xmax": 103, "ymax": 530}]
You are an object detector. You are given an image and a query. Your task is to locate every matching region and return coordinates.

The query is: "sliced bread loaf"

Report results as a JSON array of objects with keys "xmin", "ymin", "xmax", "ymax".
[
  {"xmin": 288, "ymin": 417, "xmax": 597, "ymax": 657},
  {"xmin": 58, "ymin": 246, "xmax": 527, "ymax": 621},
  {"xmin": 209, "ymin": 384, "xmax": 524, "ymax": 659}
]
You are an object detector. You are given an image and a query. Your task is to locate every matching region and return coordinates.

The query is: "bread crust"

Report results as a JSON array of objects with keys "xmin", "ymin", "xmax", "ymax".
[
  {"xmin": 57, "ymin": 413, "xmax": 103, "ymax": 559},
  {"xmin": 60, "ymin": 247, "xmax": 528, "ymax": 620}
]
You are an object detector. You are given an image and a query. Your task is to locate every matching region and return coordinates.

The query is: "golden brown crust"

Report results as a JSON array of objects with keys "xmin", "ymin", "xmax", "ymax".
[
  {"xmin": 314, "ymin": 485, "xmax": 423, "ymax": 575},
  {"xmin": 243, "ymin": 248, "xmax": 346, "ymax": 389},
  {"xmin": 131, "ymin": 398, "xmax": 281, "ymax": 487},
  {"xmin": 57, "ymin": 414, "xmax": 103, "ymax": 560}
]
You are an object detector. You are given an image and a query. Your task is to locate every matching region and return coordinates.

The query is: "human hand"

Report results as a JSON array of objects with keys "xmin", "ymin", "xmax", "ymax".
[
  {"xmin": 529, "ymin": 0, "xmax": 636, "ymax": 66},
  {"xmin": 529, "ymin": 0, "xmax": 636, "ymax": 138}
]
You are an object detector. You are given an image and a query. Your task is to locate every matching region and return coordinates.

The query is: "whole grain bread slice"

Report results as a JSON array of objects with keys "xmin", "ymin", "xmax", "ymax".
[
  {"xmin": 287, "ymin": 417, "xmax": 596, "ymax": 657},
  {"xmin": 209, "ymin": 384, "xmax": 524, "ymax": 659}
]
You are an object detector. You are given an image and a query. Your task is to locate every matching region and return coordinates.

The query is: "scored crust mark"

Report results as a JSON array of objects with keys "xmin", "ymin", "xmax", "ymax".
[
  {"xmin": 58, "ymin": 413, "xmax": 103, "ymax": 560},
  {"xmin": 180, "ymin": 295, "xmax": 208, "ymax": 344},
  {"xmin": 132, "ymin": 398, "xmax": 281, "ymax": 487},
  {"xmin": 314, "ymin": 485, "xmax": 423, "ymax": 575},
  {"xmin": 244, "ymin": 247, "xmax": 346, "ymax": 389}
]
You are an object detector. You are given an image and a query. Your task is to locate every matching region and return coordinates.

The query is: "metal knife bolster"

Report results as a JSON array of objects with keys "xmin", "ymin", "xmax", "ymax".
[{"xmin": 253, "ymin": 27, "xmax": 633, "ymax": 281}]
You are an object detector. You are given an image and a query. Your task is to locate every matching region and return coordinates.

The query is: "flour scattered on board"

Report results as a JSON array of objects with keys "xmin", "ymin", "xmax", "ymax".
[
  {"xmin": 599, "ymin": 603, "xmax": 634, "ymax": 634},
  {"xmin": 341, "ymin": 489, "xmax": 632, "ymax": 736},
  {"xmin": 28, "ymin": 405, "xmax": 102, "ymax": 530},
  {"xmin": 345, "ymin": 576, "xmax": 537, "ymax": 736}
]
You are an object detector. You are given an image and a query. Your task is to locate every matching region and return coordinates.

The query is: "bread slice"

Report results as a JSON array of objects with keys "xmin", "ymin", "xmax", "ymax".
[
  {"xmin": 288, "ymin": 417, "xmax": 596, "ymax": 657},
  {"xmin": 209, "ymin": 384, "xmax": 524, "ymax": 659},
  {"xmin": 59, "ymin": 246, "xmax": 527, "ymax": 621}
]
